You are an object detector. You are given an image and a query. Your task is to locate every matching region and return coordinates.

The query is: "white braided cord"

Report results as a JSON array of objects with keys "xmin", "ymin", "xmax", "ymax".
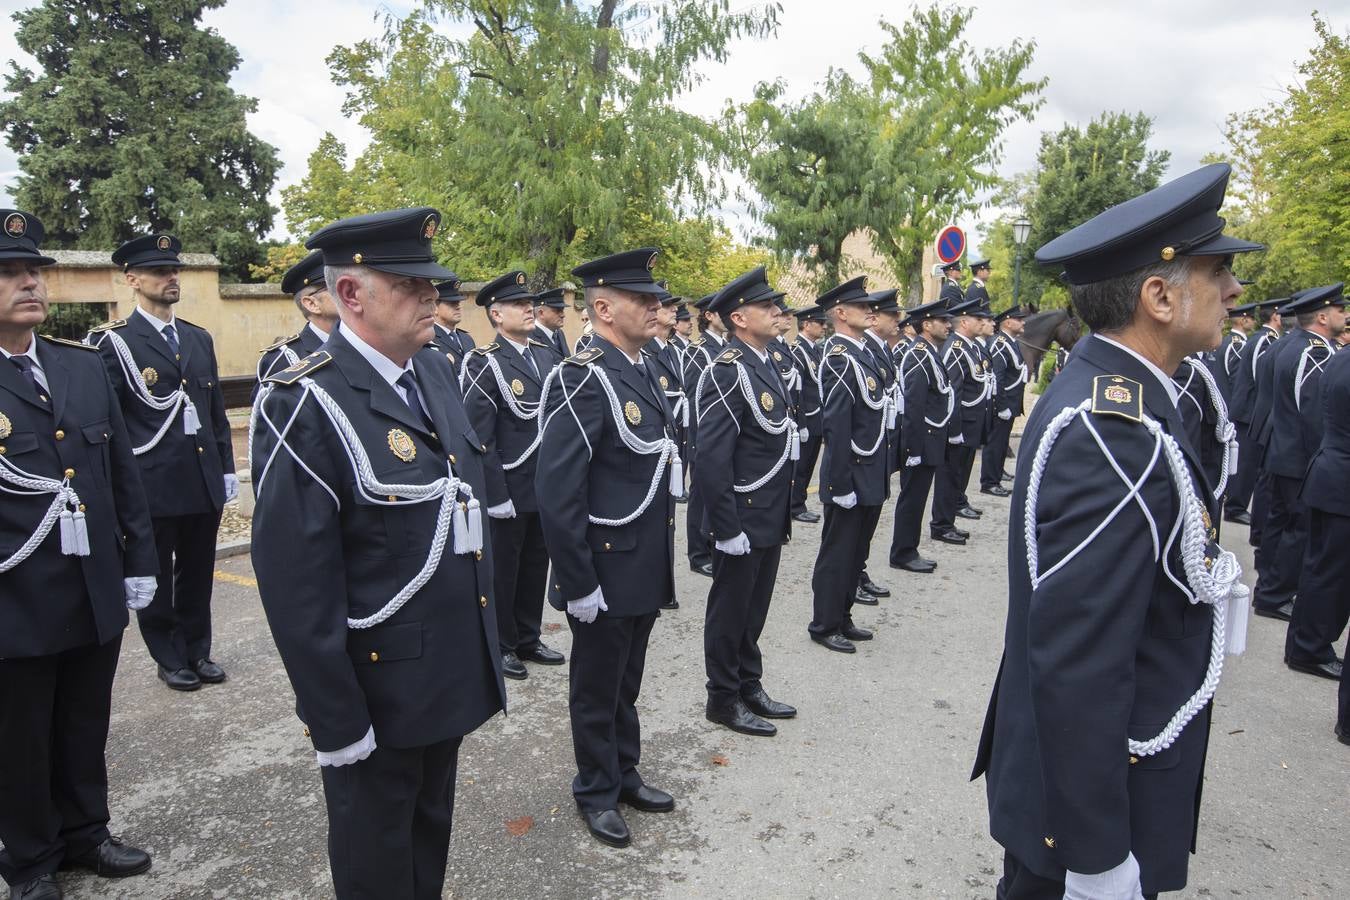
[
  {"xmin": 94, "ymin": 329, "xmax": 194, "ymax": 455},
  {"xmin": 700, "ymin": 361, "xmax": 798, "ymax": 492},
  {"xmin": 1181, "ymin": 357, "xmax": 1237, "ymax": 498},
  {"xmin": 0, "ymin": 457, "xmax": 86, "ymax": 571},
  {"xmin": 1293, "ymin": 335, "xmax": 1335, "ymax": 411},
  {"xmin": 461, "ymin": 351, "xmax": 555, "ymax": 470},
  {"xmin": 899, "ymin": 342, "xmax": 955, "ymax": 428},
  {"xmin": 257, "ymin": 343, "xmax": 301, "ymax": 384}
]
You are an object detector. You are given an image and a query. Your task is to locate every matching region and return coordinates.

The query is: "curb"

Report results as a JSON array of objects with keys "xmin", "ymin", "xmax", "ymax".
[{"xmin": 215, "ymin": 540, "xmax": 251, "ymax": 560}]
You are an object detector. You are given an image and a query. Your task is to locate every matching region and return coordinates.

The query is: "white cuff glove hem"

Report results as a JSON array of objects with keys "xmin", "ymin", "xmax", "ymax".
[
  {"xmin": 486, "ymin": 499, "xmax": 517, "ymax": 519},
  {"xmin": 1063, "ymin": 852, "xmax": 1144, "ymax": 900},
  {"xmin": 833, "ymin": 491, "xmax": 857, "ymax": 509},
  {"xmin": 316, "ymin": 725, "xmax": 376, "ymax": 768}
]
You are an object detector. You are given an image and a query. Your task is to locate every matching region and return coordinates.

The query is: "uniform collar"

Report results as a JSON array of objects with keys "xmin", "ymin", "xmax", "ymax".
[
  {"xmin": 501, "ymin": 334, "xmax": 530, "ymax": 357},
  {"xmin": 0, "ymin": 332, "xmax": 39, "ymax": 365},
  {"xmin": 832, "ymin": 332, "xmax": 865, "ymax": 351},
  {"xmin": 135, "ymin": 303, "xmax": 177, "ymax": 334},
  {"xmin": 341, "ymin": 324, "xmax": 413, "ymax": 388},
  {"xmin": 307, "ymin": 321, "xmax": 331, "ymax": 342},
  {"xmin": 1092, "ymin": 334, "xmax": 1181, "ymax": 407}
]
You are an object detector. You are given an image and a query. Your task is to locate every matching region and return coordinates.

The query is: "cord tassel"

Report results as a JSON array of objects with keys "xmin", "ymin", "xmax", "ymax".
[
  {"xmin": 669, "ymin": 451, "xmax": 684, "ymax": 498},
  {"xmin": 59, "ymin": 506, "xmax": 77, "ymax": 555},
  {"xmin": 790, "ymin": 426, "xmax": 801, "ymax": 461},
  {"xmin": 183, "ymin": 399, "xmax": 201, "ymax": 434},
  {"xmin": 72, "ymin": 509, "xmax": 90, "ymax": 556},
  {"xmin": 453, "ymin": 500, "xmax": 470, "ymax": 554},
  {"xmin": 1225, "ymin": 584, "xmax": 1250, "ymax": 656},
  {"xmin": 466, "ymin": 499, "xmax": 483, "ymax": 552}
]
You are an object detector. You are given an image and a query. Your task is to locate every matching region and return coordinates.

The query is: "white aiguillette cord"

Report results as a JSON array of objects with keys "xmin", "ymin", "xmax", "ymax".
[
  {"xmin": 0, "ymin": 457, "xmax": 89, "ymax": 569},
  {"xmin": 94, "ymin": 329, "xmax": 199, "ymax": 454}
]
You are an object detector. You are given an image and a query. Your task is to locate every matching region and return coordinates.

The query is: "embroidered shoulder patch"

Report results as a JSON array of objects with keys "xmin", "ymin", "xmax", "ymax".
[
  {"xmin": 715, "ymin": 348, "xmax": 743, "ymax": 365},
  {"xmin": 260, "ymin": 333, "xmax": 301, "ymax": 353},
  {"xmin": 829, "ymin": 344, "xmax": 847, "ymax": 355},
  {"xmin": 39, "ymin": 335, "xmax": 98, "ymax": 351},
  {"xmin": 265, "ymin": 350, "xmax": 333, "ymax": 385},
  {"xmin": 564, "ymin": 347, "xmax": 603, "ymax": 367},
  {"xmin": 473, "ymin": 342, "xmax": 500, "ymax": 355},
  {"xmin": 88, "ymin": 318, "xmax": 127, "ymax": 333},
  {"xmin": 690, "ymin": 338, "xmax": 705, "ymax": 347},
  {"xmin": 1090, "ymin": 375, "xmax": 1143, "ymax": 422}
]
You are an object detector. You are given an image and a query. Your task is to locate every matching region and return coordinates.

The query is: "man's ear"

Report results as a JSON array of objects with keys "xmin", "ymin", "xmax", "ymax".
[
  {"xmin": 331, "ymin": 273, "xmax": 364, "ymax": 315},
  {"xmin": 1138, "ymin": 273, "xmax": 1179, "ymax": 326}
]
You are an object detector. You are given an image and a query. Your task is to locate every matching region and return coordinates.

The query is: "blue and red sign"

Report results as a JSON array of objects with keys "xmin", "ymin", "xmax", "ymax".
[{"xmin": 934, "ymin": 225, "xmax": 966, "ymax": 265}]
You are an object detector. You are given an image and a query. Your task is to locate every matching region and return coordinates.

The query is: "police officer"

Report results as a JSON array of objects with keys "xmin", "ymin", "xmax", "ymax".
[
  {"xmin": 432, "ymin": 278, "xmax": 475, "ymax": 371},
  {"xmin": 695, "ymin": 267, "xmax": 798, "ymax": 736},
  {"xmin": 972, "ymin": 163, "xmax": 1260, "ymax": 899},
  {"xmin": 890, "ymin": 301, "xmax": 954, "ymax": 573},
  {"xmin": 1224, "ymin": 297, "xmax": 1282, "ymax": 527},
  {"xmin": 1172, "ymin": 347, "xmax": 1240, "ymax": 508},
  {"xmin": 789, "ymin": 305, "xmax": 827, "ymax": 523},
  {"xmin": 0, "ymin": 210, "xmax": 157, "ymax": 900},
  {"xmin": 673, "ymin": 302, "xmax": 694, "ymax": 352},
  {"xmin": 461, "ymin": 271, "xmax": 566, "ymax": 682},
  {"xmin": 855, "ymin": 289, "xmax": 903, "ymax": 605},
  {"xmin": 938, "ymin": 259, "xmax": 965, "ymax": 306},
  {"xmin": 683, "ymin": 293, "xmax": 726, "ymax": 577},
  {"xmin": 930, "ymin": 298, "xmax": 990, "ymax": 545},
  {"xmin": 88, "ymin": 233, "xmax": 235, "ymax": 692},
  {"xmin": 806, "ymin": 277, "xmax": 891, "ymax": 653},
  {"xmin": 536, "ymin": 248, "xmax": 679, "ymax": 849},
  {"xmin": 254, "ymin": 249, "xmax": 337, "ymax": 395},
  {"xmin": 1209, "ymin": 301, "xmax": 1252, "ymax": 404},
  {"xmin": 646, "ymin": 291, "xmax": 688, "ymax": 556},
  {"xmin": 965, "ymin": 258, "xmax": 992, "ymax": 306},
  {"xmin": 532, "ymin": 287, "xmax": 571, "ymax": 359},
  {"xmin": 979, "ymin": 305, "xmax": 1029, "ymax": 494},
  {"xmin": 250, "ymin": 207, "xmax": 505, "ymax": 899}
]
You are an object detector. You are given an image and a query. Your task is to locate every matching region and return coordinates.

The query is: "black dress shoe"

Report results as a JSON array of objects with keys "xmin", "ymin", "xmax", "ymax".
[
  {"xmin": 1001, "ymin": 470, "xmax": 1014, "ymax": 482},
  {"xmin": 859, "ymin": 574, "xmax": 889, "ymax": 597},
  {"xmin": 792, "ymin": 510, "xmax": 822, "ymax": 523},
  {"xmin": 1285, "ymin": 656, "xmax": 1343, "ymax": 680},
  {"xmin": 853, "ymin": 589, "xmax": 879, "ymax": 606},
  {"xmin": 619, "ymin": 784, "xmax": 676, "ymax": 812},
  {"xmin": 949, "ymin": 526, "xmax": 970, "ymax": 539},
  {"xmin": 501, "ymin": 653, "xmax": 529, "ymax": 681},
  {"xmin": 1253, "ymin": 600, "xmax": 1294, "ymax": 621},
  {"xmin": 980, "ymin": 485, "xmax": 1012, "ymax": 497},
  {"xmin": 660, "ymin": 598, "xmax": 680, "ymax": 610},
  {"xmin": 690, "ymin": 561, "xmax": 713, "ymax": 577},
  {"xmin": 809, "ymin": 633, "xmax": 856, "ymax": 654},
  {"xmin": 840, "ymin": 624, "xmax": 873, "ymax": 642},
  {"xmin": 10, "ymin": 874, "xmax": 61, "ymax": 900},
  {"xmin": 957, "ymin": 506, "xmax": 983, "ymax": 519},
  {"xmin": 891, "ymin": 556, "xmax": 937, "ymax": 573},
  {"xmin": 61, "ymin": 837, "xmax": 151, "ymax": 878},
  {"xmin": 581, "ymin": 809, "xmax": 631, "ymax": 848},
  {"xmin": 1224, "ymin": 509, "xmax": 1252, "ymax": 526},
  {"xmin": 157, "ymin": 667, "xmax": 201, "ymax": 692},
  {"xmin": 519, "ymin": 644, "xmax": 565, "ymax": 665},
  {"xmin": 706, "ymin": 697, "xmax": 777, "ymax": 736},
  {"xmin": 192, "ymin": 658, "xmax": 226, "ymax": 684},
  {"xmin": 931, "ymin": 529, "xmax": 968, "ymax": 545},
  {"xmin": 741, "ymin": 686, "xmax": 796, "ymax": 719}
]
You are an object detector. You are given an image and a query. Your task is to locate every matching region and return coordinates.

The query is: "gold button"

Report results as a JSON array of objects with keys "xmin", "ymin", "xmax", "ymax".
[
  {"xmin": 0, "ymin": 446, "xmax": 6, "ymax": 455},
  {"xmin": 475, "ymin": 549, "xmax": 483, "ymax": 560},
  {"xmin": 604, "ymin": 542, "xmax": 612, "ymax": 550},
  {"xmin": 668, "ymin": 518, "xmax": 674, "ymax": 525},
  {"xmin": 78, "ymin": 504, "xmax": 86, "ymax": 512},
  {"xmin": 479, "ymin": 595, "xmax": 488, "ymax": 607},
  {"xmin": 207, "ymin": 381, "xmax": 213, "ymax": 387},
  {"xmin": 64, "ymin": 468, "xmax": 75, "ymax": 478},
  {"xmin": 388, "ymin": 495, "xmax": 397, "ymax": 502},
  {"xmin": 555, "ymin": 584, "xmax": 560, "ymax": 591},
  {"xmin": 1044, "ymin": 836, "xmax": 1055, "ymax": 849},
  {"xmin": 369, "ymin": 652, "xmax": 379, "ymax": 662},
  {"xmin": 181, "ymin": 379, "xmax": 187, "ymax": 386},
  {"xmin": 198, "ymin": 447, "xmax": 204, "ymax": 453},
  {"xmin": 1129, "ymin": 756, "xmax": 1139, "ymax": 765},
  {"xmin": 431, "ymin": 432, "xmax": 437, "ymax": 440},
  {"xmin": 449, "ymin": 454, "xmax": 457, "ymax": 464},
  {"xmin": 303, "ymin": 726, "xmax": 311, "ymax": 738},
  {"xmin": 54, "ymin": 429, "xmax": 65, "ymax": 440},
  {"xmin": 746, "ymin": 498, "xmax": 752, "ymax": 505}
]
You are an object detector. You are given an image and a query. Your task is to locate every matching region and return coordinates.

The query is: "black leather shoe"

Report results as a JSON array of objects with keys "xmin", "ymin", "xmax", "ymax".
[
  {"xmin": 840, "ymin": 624, "xmax": 873, "ymax": 642},
  {"xmin": 660, "ymin": 597, "xmax": 679, "ymax": 610},
  {"xmin": 501, "ymin": 653, "xmax": 529, "ymax": 681},
  {"xmin": 1224, "ymin": 509, "xmax": 1252, "ymax": 525},
  {"xmin": 957, "ymin": 506, "xmax": 983, "ymax": 519},
  {"xmin": 519, "ymin": 644, "xmax": 565, "ymax": 665},
  {"xmin": 892, "ymin": 556, "xmax": 937, "ymax": 573},
  {"xmin": 1253, "ymin": 600, "xmax": 1294, "ymax": 621},
  {"xmin": 690, "ymin": 561, "xmax": 713, "ymax": 577},
  {"xmin": 980, "ymin": 485, "xmax": 1012, "ymax": 497},
  {"xmin": 706, "ymin": 697, "xmax": 777, "ymax": 736},
  {"xmin": 157, "ymin": 667, "xmax": 201, "ymax": 692},
  {"xmin": 859, "ymin": 575, "xmax": 889, "ymax": 597},
  {"xmin": 792, "ymin": 510, "xmax": 822, "ymax": 523},
  {"xmin": 619, "ymin": 784, "xmax": 675, "ymax": 812},
  {"xmin": 1285, "ymin": 656, "xmax": 1343, "ymax": 680},
  {"xmin": 853, "ymin": 589, "xmax": 879, "ymax": 606},
  {"xmin": 10, "ymin": 874, "xmax": 61, "ymax": 900},
  {"xmin": 60, "ymin": 837, "xmax": 151, "ymax": 878},
  {"xmin": 931, "ymin": 529, "xmax": 968, "ymax": 545},
  {"xmin": 949, "ymin": 526, "xmax": 970, "ymax": 539},
  {"xmin": 1001, "ymin": 470, "xmax": 1014, "ymax": 482},
  {"xmin": 581, "ymin": 809, "xmax": 631, "ymax": 848},
  {"xmin": 741, "ymin": 686, "xmax": 797, "ymax": 719},
  {"xmin": 192, "ymin": 658, "xmax": 226, "ymax": 684},
  {"xmin": 810, "ymin": 633, "xmax": 856, "ymax": 654}
]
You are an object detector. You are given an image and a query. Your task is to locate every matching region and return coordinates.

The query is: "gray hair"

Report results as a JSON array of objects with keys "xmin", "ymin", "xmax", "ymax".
[
  {"xmin": 1071, "ymin": 257, "xmax": 1192, "ymax": 334},
  {"xmin": 292, "ymin": 283, "xmax": 323, "ymax": 317}
]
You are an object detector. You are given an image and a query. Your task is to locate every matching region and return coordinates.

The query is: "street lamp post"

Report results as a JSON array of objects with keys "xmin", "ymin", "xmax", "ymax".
[{"xmin": 1012, "ymin": 216, "xmax": 1032, "ymax": 310}]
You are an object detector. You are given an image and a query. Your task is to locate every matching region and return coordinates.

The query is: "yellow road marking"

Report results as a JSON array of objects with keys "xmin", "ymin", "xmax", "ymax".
[{"xmin": 214, "ymin": 569, "xmax": 257, "ymax": 588}]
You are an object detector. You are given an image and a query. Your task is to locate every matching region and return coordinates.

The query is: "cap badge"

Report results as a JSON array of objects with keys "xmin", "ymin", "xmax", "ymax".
[
  {"xmin": 760, "ymin": 391, "xmax": 774, "ymax": 412},
  {"xmin": 646, "ymin": 252, "xmax": 657, "ymax": 271},
  {"xmin": 516, "ymin": 272, "xmax": 526, "ymax": 285},
  {"xmin": 156, "ymin": 235, "xmax": 171, "ymax": 251},
  {"xmin": 387, "ymin": 428, "xmax": 417, "ymax": 462},
  {"xmin": 510, "ymin": 378, "xmax": 525, "ymax": 397},
  {"xmin": 140, "ymin": 367, "xmax": 159, "ymax": 387},
  {"xmin": 4, "ymin": 213, "xmax": 26, "ymax": 237},
  {"xmin": 1104, "ymin": 384, "xmax": 1133, "ymax": 405},
  {"xmin": 422, "ymin": 214, "xmax": 439, "ymax": 240},
  {"xmin": 0, "ymin": 411, "xmax": 11, "ymax": 440},
  {"xmin": 624, "ymin": 400, "xmax": 642, "ymax": 425}
]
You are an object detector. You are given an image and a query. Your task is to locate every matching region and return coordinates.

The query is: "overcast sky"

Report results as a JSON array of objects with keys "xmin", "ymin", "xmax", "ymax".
[{"xmin": 1, "ymin": 0, "xmax": 1345, "ymax": 256}]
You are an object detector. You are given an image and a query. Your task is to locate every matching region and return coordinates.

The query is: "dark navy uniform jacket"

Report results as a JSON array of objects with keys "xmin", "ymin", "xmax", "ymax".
[
  {"xmin": 897, "ymin": 336, "xmax": 953, "ymax": 465},
  {"xmin": 942, "ymin": 333, "xmax": 990, "ymax": 445},
  {"xmin": 1303, "ymin": 347, "xmax": 1350, "ymax": 515},
  {"xmin": 432, "ymin": 324, "xmax": 475, "ymax": 373},
  {"xmin": 257, "ymin": 324, "xmax": 327, "ymax": 387},
  {"xmin": 965, "ymin": 280, "xmax": 991, "ymax": 306},
  {"xmin": 680, "ymin": 331, "xmax": 726, "ymax": 467},
  {"xmin": 693, "ymin": 338, "xmax": 793, "ymax": 548},
  {"xmin": 644, "ymin": 337, "xmax": 687, "ymax": 458},
  {"xmin": 1208, "ymin": 330, "xmax": 1246, "ymax": 404},
  {"xmin": 1229, "ymin": 324, "xmax": 1278, "ymax": 425},
  {"xmin": 1, "ymin": 336, "xmax": 157, "ymax": 658},
  {"xmin": 973, "ymin": 335, "xmax": 1217, "ymax": 895},
  {"xmin": 989, "ymin": 331, "xmax": 1029, "ymax": 418},
  {"xmin": 1173, "ymin": 356, "xmax": 1227, "ymax": 491},
  {"xmin": 249, "ymin": 330, "xmax": 506, "ymax": 752},
  {"xmin": 817, "ymin": 335, "xmax": 891, "ymax": 507},
  {"xmin": 939, "ymin": 277, "xmax": 965, "ymax": 307},
  {"xmin": 536, "ymin": 336, "xmax": 677, "ymax": 616},
  {"xmin": 1261, "ymin": 330, "xmax": 1331, "ymax": 478},
  {"xmin": 88, "ymin": 312, "xmax": 234, "ymax": 517},
  {"xmin": 768, "ymin": 336, "xmax": 800, "ymax": 417},
  {"xmin": 532, "ymin": 324, "xmax": 569, "ymax": 360},
  {"xmin": 791, "ymin": 336, "xmax": 824, "ymax": 435},
  {"xmin": 461, "ymin": 337, "xmax": 562, "ymax": 512}
]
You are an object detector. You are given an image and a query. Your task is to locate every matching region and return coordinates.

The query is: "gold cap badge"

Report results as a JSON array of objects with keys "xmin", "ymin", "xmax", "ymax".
[
  {"xmin": 141, "ymin": 367, "xmax": 159, "ymax": 387},
  {"xmin": 156, "ymin": 235, "xmax": 171, "ymax": 251},
  {"xmin": 422, "ymin": 214, "xmax": 439, "ymax": 240},
  {"xmin": 387, "ymin": 428, "xmax": 417, "ymax": 462},
  {"xmin": 624, "ymin": 400, "xmax": 642, "ymax": 425}
]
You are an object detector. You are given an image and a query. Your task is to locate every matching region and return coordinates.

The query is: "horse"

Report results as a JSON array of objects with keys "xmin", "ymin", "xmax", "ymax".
[{"xmin": 1018, "ymin": 306, "xmax": 1082, "ymax": 377}]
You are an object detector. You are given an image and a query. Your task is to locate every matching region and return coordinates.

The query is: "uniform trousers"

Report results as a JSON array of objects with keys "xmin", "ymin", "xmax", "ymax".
[
  {"xmin": 566, "ymin": 611, "xmax": 657, "ymax": 812},
  {"xmin": 139, "ymin": 510, "xmax": 223, "ymax": 670},
  {"xmin": 932, "ymin": 443, "xmax": 976, "ymax": 531},
  {"xmin": 980, "ymin": 415, "xmax": 1015, "ymax": 489},
  {"xmin": 1223, "ymin": 422, "xmax": 1257, "ymax": 517},
  {"xmin": 1249, "ymin": 466, "xmax": 1272, "ymax": 551},
  {"xmin": 1339, "ymin": 630, "xmax": 1350, "ymax": 737},
  {"xmin": 789, "ymin": 434, "xmax": 823, "ymax": 515},
  {"xmin": 685, "ymin": 475, "xmax": 712, "ymax": 567},
  {"xmin": 0, "ymin": 635, "xmax": 121, "ymax": 886},
  {"xmin": 1285, "ymin": 509, "xmax": 1350, "ymax": 665},
  {"xmin": 809, "ymin": 503, "xmax": 881, "ymax": 637},
  {"xmin": 1252, "ymin": 474, "xmax": 1306, "ymax": 611},
  {"xmin": 891, "ymin": 464, "xmax": 937, "ymax": 565},
  {"xmin": 705, "ymin": 545, "xmax": 781, "ymax": 704},
  {"xmin": 488, "ymin": 512, "xmax": 549, "ymax": 656},
  {"xmin": 996, "ymin": 850, "xmax": 1158, "ymax": 900},
  {"xmin": 319, "ymin": 735, "xmax": 462, "ymax": 900}
]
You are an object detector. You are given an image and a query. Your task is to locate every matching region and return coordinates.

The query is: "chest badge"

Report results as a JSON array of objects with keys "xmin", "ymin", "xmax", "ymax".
[
  {"xmin": 387, "ymin": 428, "xmax": 417, "ymax": 463},
  {"xmin": 624, "ymin": 401, "xmax": 642, "ymax": 426},
  {"xmin": 510, "ymin": 378, "xmax": 525, "ymax": 397},
  {"xmin": 659, "ymin": 375, "xmax": 669, "ymax": 390},
  {"xmin": 445, "ymin": 352, "xmax": 457, "ymax": 366},
  {"xmin": 0, "ymin": 411, "xmax": 11, "ymax": 440},
  {"xmin": 866, "ymin": 376, "xmax": 878, "ymax": 392},
  {"xmin": 773, "ymin": 350, "xmax": 783, "ymax": 362},
  {"xmin": 141, "ymin": 367, "xmax": 159, "ymax": 387},
  {"xmin": 760, "ymin": 391, "xmax": 774, "ymax": 412}
]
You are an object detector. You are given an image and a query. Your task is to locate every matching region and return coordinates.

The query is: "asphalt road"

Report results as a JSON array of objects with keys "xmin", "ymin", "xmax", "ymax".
[{"xmin": 57, "ymin": 472, "xmax": 1349, "ymax": 899}]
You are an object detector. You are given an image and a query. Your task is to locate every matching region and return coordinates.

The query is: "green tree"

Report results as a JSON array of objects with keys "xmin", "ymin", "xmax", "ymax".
[{"xmin": 0, "ymin": 0, "xmax": 280, "ymax": 281}]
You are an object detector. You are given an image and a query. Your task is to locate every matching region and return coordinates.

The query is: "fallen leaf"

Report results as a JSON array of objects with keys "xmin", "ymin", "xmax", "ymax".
[
  {"xmin": 505, "ymin": 816, "xmax": 534, "ymax": 837},
  {"xmin": 711, "ymin": 754, "xmax": 730, "ymax": 767}
]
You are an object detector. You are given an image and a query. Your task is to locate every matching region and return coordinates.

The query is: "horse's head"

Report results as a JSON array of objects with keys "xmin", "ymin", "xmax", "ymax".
[{"xmin": 1055, "ymin": 302, "xmax": 1083, "ymax": 349}]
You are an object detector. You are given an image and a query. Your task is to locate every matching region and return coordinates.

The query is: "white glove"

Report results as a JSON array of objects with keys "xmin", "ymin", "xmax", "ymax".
[
  {"xmin": 316, "ymin": 725, "xmax": 376, "ymax": 768},
  {"xmin": 948, "ymin": 434, "xmax": 964, "ymax": 445},
  {"xmin": 997, "ymin": 408, "xmax": 1012, "ymax": 421},
  {"xmin": 797, "ymin": 427, "xmax": 809, "ymax": 441},
  {"xmin": 833, "ymin": 491, "xmax": 857, "ymax": 509},
  {"xmin": 567, "ymin": 585, "xmax": 608, "ymax": 624},
  {"xmin": 715, "ymin": 532, "xmax": 751, "ymax": 555},
  {"xmin": 905, "ymin": 456, "xmax": 922, "ymax": 467},
  {"xmin": 123, "ymin": 576, "xmax": 156, "ymax": 610},
  {"xmin": 1064, "ymin": 852, "xmax": 1145, "ymax": 900},
  {"xmin": 223, "ymin": 473, "xmax": 239, "ymax": 502},
  {"xmin": 487, "ymin": 499, "xmax": 517, "ymax": 519}
]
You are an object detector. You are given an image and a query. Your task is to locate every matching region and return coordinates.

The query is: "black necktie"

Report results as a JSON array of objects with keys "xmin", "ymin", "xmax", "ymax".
[
  {"xmin": 553, "ymin": 331, "xmax": 566, "ymax": 357},
  {"xmin": 163, "ymin": 323, "xmax": 180, "ymax": 358},
  {"xmin": 396, "ymin": 371, "xmax": 433, "ymax": 432},
  {"xmin": 523, "ymin": 346, "xmax": 540, "ymax": 381},
  {"xmin": 9, "ymin": 355, "xmax": 49, "ymax": 408}
]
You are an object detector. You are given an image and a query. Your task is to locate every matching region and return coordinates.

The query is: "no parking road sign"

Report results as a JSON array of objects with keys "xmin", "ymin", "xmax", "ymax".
[{"xmin": 934, "ymin": 225, "xmax": 966, "ymax": 265}]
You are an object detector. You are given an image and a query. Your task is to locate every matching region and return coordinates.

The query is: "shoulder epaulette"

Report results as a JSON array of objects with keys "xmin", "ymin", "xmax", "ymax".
[
  {"xmin": 259, "ymin": 333, "xmax": 301, "ymax": 354},
  {"xmin": 690, "ymin": 338, "xmax": 705, "ymax": 347},
  {"xmin": 951, "ymin": 338, "xmax": 963, "ymax": 350},
  {"xmin": 1090, "ymin": 375, "xmax": 1143, "ymax": 423},
  {"xmin": 829, "ymin": 343, "xmax": 847, "ymax": 355},
  {"xmin": 564, "ymin": 347, "xmax": 603, "ymax": 367},
  {"xmin": 473, "ymin": 342, "xmax": 500, "ymax": 355},
  {"xmin": 529, "ymin": 338, "xmax": 551, "ymax": 350},
  {"xmin": 715, "ymin": 347, "xmax": 743, "ymax": 365},
  {"xmin": 175, "ymin": 316, "xmax": 200, "ymax": 329},
  {"xmin": 88, "ymin": 319, "xmax": 127, "ymax": 333},
  {"xmin": 39, "ymin": 334, "xmax": 98, "ymax": 351},
  {"xmin": 264, "ymin": 350, "xmax": 333, "ymax": 385}
]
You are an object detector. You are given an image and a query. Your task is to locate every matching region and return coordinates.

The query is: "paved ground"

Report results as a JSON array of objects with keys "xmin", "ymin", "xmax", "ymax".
[{"xmin": 55, "ymin": 460, "xmax": 1349, "ymax": 899}]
